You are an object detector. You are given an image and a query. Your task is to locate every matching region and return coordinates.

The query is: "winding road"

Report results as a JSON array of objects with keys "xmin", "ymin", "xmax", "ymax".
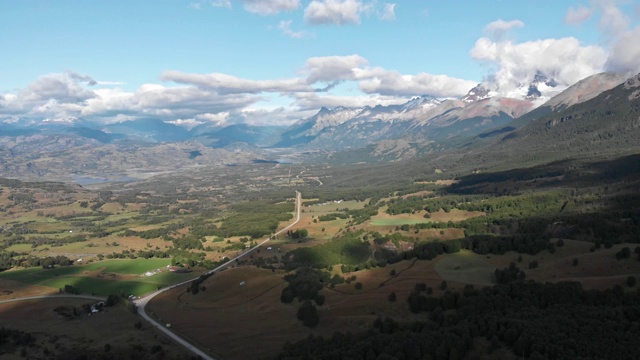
[
  {"xmin": 134, "ymin": 191, "xmax": 302, "ymax": 360},
  {"xmin": 0, "ymin": 192, "xmax": 302, "ymax": 360}
]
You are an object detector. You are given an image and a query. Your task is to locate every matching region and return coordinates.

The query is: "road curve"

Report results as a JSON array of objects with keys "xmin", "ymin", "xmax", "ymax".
[{"xmin": 134, "ymin": 191, "xmax": 302, "ymax": 360}]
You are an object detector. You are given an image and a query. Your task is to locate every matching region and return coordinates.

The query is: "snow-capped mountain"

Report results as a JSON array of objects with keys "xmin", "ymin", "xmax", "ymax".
[{"xmin": 462, "ymin": 84, "xmax": 494, "ymax": 103}]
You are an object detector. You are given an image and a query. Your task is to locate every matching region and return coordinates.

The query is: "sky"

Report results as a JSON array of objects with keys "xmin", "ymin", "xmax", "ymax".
[{"xmin": 1, "ymin": 0, "xmax": 640, "ymax": 128}]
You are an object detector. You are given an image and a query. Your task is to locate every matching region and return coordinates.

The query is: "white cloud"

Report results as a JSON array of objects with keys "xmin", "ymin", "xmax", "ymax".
[
  {"xmin": 293, "ymin": 92, "xmax": 406, "ymax": 110},
  {"xmin": 597, "ymin": 0, "xmax": 630, "ymax": 36},
  {"xmin": 484, "ymin": 19, "xmax": 524, "ymax": 40},
  {"xmin": 277, "ymin": 20, "xmax": 308, "ymax": 39},
  {"xmin": 240, "ymin": 0, "xmax": 299, "ymax": 15},
  {"xmin": 212, "ymin": 0, "xmax": 232, "ymax": 8},
  {"xmin": 470, "ymin": 36, "xmax": 608, "ymax": 97},
  {"xmin": 19, "ymin": 71, "xmax": 97, "ymax": 105},
  {"xmin": 359, "ymin": 71, "xmax": 477, "ymax": 98},
  {"xmin": 160, "ymin": 70, "xmax": 312, "ymax": 94},
  {"xmin": 2, "ymin": 53, "xmax": 485, "ymax": 127},
  {"xmin": 561, "ymin": 1, "xmax": 640, "ymax": 73},
  {"xmin": 300, "ymin": 54, "xmax": 474, "ymax": 98},
  {"xmin": 301, "ymin": 54, "xmax": 370, "ymax": 83},
  {"xmin": 606, "ymin": 26, "xmax": 640, "ymax": 73},
  {"xmin": 564, "ymin": 5, "xmax": 592, "ymax": 25},
  {"xmin": 304, "ymin": 0, "xmax": 363, "ymax": 25},
  {"xmin": 380, "ymin": 3, "xmax": 395, "ymax": 21}
]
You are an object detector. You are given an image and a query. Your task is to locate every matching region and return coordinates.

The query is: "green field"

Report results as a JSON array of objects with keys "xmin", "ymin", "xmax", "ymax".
[{"xmin": 0, "ymin": 259, "xmax": 195, "ymax": 296}]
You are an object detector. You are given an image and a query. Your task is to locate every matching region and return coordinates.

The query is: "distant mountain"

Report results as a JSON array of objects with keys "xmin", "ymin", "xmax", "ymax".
[
  {"xmin": 104, "ymin": 118, "xmax": 191, "ymax": 142},
  {"xmin": 1, "ymin": 72, "xmax": 635, "ymax": 172},
  {"xmin": 275, "ymin": 93, "xmax": 531, "ymax": 151},
  {"xmin": 462, "ymin": 84, "xmax": 493, "ymax": 103},
  {"xmin": 0, "ymin": 133, "xmax": 261, "ymax": 183}
]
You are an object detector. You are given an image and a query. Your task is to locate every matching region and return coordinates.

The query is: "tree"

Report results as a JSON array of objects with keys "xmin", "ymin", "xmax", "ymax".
[
  {"xmin": 354, "ymin": 282, "xmax": 363, "ymax": 290},
  {"xmin": 297, "ymin": 300, "xmax": 319, "ymax": 328},
  {"xmin": 280, "ymin": 287, "xmax": 295, "ymax": 303},
  {"xmin": 627, "ymin": 276, "xmax": 636, "ymax": 287},
  {"xmin": 572, "ymin": 258, "xmax": 579, "ymax": 267},
  {"xmin": 388, "ymin": 292, "xmax": 397, "ymax": 302}
]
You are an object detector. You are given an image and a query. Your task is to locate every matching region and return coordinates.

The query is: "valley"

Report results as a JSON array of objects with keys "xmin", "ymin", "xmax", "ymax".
[{"xmin": 2, "ymin": 67, "xmax": 640, "ymax": 360}]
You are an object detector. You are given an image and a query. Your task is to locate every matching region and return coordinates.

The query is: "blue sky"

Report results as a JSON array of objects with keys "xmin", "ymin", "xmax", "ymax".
[{"xmin": 1, "ymin": 0, "xmax": 639, "ymax": 127}]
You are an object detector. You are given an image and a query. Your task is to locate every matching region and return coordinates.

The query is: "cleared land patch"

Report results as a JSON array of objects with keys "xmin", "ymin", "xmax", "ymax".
[{"xmin": 434, "ymin": 251, "xmax": 496, "ymax": 286}]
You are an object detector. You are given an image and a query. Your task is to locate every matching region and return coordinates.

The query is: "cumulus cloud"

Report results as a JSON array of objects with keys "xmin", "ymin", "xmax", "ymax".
[
  {"xmin": 21, "ymin": 71, "xmax": 97, "ymax": 104},
  {"xmin": 483, "ymin": 19, "xmax": 524, "ymax": 40},
  {"xmin": 240, "ymin": 0, "xmax": 299, "ymax": 15},
  {"xmin": 0, "ymin": 71, "xmax": 265, "ymax": 125},
  {"xmin": 301, "ymin": 54, "xmax": 370, "ymax": 83},
  {"xmin": 470, "ymin": 36, "xmax": 608, "ymax": 97},
  {"xmin": 564, "ymin": 5, "xmax": 592, "ymax": 25},
  {"xmin": 560, "ymin": 1, "xmax": 640, "ymax": 73},
  {"xmin": 304, "ymin": 0, "xmax": 364, "ymax": 25}
]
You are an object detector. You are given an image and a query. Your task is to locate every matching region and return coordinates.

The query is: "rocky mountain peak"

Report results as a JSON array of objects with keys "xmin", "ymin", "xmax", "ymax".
[{"xmin": 462, "ymin": 84, "xmax": 492, "ymax": 103}]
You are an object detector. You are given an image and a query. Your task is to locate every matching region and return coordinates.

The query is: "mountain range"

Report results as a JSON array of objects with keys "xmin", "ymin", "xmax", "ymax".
[{"xmin": 0, "ymin": 71, "xmax": 637, "ymax": 182}]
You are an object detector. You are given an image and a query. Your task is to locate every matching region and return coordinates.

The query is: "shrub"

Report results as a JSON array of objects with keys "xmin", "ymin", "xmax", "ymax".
[{"xmin": 440, "ymin": 280, "xmax": 448, "ymax": 290}]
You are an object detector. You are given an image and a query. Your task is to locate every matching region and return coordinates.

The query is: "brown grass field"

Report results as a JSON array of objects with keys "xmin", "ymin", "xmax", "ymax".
[
  {"xmin": 0, "ymin": 278, "xmax": 58, "ymax": 298},
  {"xmin": 0, "ymin": 297, "xmax": 187, "ymax": 359},
  {"xmin": 485, "ymin": 240, "xmax": 640, "ymax": 290},
  {"xmin": 147, "ymin": 258, "xmax": 472, "ymax": 359},
  {"xmin": 148, "ymin": 238, "xmax": 640, "ymax": 359}
]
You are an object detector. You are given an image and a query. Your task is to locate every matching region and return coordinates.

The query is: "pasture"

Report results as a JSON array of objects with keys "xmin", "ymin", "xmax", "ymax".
[
  {"xmin": 485, "ymin": 240, "xmax": 640, "ymax": 290},
  {"xmin": 0, "ymin": 259, "xmax": 198, "ymax": 297},
  {"xmin": 0, "ymin": 297, "xmax": 186, "ymax": 359},
  {"xmin": 434, "ymin": 251, "xmax": 496, "ymax": 286},
  {"xmin": 149, "ymin": 259, "xmax": 450, "ymax": 359}
]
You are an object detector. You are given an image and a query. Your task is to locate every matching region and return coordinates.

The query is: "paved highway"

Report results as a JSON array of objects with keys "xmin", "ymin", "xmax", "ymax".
[{"xmin": 134, "ymin": 191, "xmax": 302, "ymax": 360}]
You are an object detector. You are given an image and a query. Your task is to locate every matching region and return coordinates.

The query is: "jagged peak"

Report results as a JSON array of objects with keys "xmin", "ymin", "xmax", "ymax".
[{"xmin": 462, "ymin": 84, "xmax": 492, "ymax": 103}]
